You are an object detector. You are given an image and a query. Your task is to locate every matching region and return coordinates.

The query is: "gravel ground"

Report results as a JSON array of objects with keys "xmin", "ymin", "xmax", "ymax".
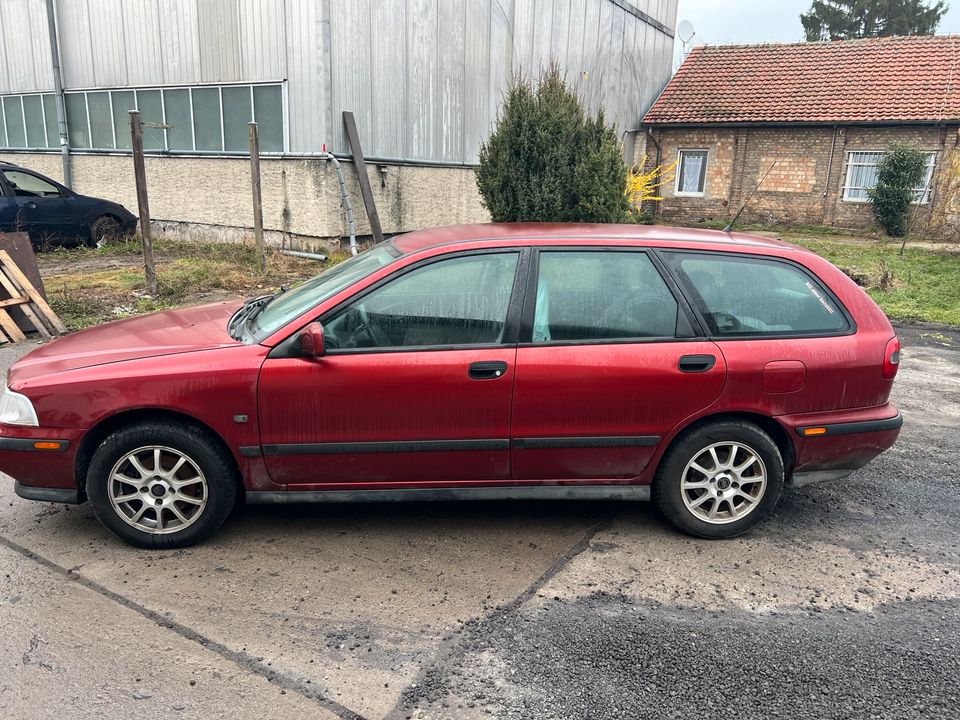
[
  {"xmin": 396, "ymin": 324, "xmax": 960, "ymax": 720},
  {"xmin": 1, "ymin": 323, "xmax": 958, "ymax": 720}
]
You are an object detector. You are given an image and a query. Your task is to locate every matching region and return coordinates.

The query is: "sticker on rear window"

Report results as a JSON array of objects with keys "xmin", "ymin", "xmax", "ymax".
[{"xmin": 804, "ymin": 280, "xmax": 836, "ymax": 314}]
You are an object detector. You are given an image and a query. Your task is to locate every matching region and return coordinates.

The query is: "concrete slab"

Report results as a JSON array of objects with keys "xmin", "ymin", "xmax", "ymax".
[
  {"xmin": 0, "ymin": 544, "xmax": 337, "ymax": 720},
  {"xmin": 0, "ymin": 486, "xmax": 596, "ymax": 718}
]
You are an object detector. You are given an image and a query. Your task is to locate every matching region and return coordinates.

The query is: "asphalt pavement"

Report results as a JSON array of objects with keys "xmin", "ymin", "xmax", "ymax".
[{"xmin": 1, "ymin": 323, "xmax": 958, "ymax": 720}]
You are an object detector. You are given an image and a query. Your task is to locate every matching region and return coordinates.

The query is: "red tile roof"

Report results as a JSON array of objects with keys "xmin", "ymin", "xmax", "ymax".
[{"xmin": 643, "ymin": 35, "xmax": 960, "ymax": 125}]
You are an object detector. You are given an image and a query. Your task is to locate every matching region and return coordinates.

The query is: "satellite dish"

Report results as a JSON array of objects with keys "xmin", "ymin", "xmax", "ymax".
[{"xmin": 677, "ymin": 20, "xmax": 696, "ymax": 43}]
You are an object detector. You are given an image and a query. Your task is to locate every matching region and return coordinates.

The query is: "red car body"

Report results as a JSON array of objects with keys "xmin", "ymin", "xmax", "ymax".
[{"xmin": 2, "ymin": 224, "xmax": 901, "ymax": 526}]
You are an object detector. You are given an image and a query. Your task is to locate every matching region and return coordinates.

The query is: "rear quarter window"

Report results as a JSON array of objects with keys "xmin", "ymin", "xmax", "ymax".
[{"xmin": 665, "ymin": 252, "xmax": 849, "ymax": 337}]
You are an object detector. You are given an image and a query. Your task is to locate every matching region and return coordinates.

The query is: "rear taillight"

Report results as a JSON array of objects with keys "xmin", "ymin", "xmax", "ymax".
[{"xmin": 882, "ymin": 337, "xmax": 901, "ymax": 380}]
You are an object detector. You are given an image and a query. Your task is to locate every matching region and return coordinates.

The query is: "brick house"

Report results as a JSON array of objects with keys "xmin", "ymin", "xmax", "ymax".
[{"xmin": 640, "ymin": 35, "xmax": 960, "ymax": 237}]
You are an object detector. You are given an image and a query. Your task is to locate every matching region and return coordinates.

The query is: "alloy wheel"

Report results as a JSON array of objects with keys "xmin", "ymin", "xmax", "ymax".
[
  {"xmin": 107, "ymin": 445, "xmax": 208, "ymax": 535},
  {"xmin": 680, "ymin": 441, "xmax": 767, "ymax": 525}
]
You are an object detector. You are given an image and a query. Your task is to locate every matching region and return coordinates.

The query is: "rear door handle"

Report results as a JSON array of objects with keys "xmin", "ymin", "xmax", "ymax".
[
  {"xmin": 469, "ymin": 361, "xmax": 508, "ymax": 380},
  {"xmin": 678, "ymin": 354, "xmax": 716, "ymax": 373}
]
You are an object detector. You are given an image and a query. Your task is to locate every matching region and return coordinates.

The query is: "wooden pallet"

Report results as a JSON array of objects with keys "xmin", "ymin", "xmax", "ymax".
[{"xmin": 0, "ymin": 250, "xmax": 66, "ymax": 343}]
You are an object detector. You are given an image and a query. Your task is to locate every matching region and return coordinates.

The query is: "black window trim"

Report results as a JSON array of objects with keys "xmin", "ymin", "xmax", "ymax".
[
  {"xmin": 0, "ymin": 168, "xmax": 67, "ymax": 199},
  {"xmin": 655, "ymin": 248, "xmax": 858, "ymax": 341},
  {"xmin": 269, "ymin": 246, "xmax": 532, "ymax": 358},
  {"xmin": 516, "ymin": 245, "xmax": 704, "ymax": 348}
]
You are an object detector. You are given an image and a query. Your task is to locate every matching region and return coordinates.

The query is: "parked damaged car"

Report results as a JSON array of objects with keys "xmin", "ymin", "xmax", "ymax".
[
  {"xmin": 0, "ymin": 161, "xmax": 137, "ymax": 247},
  {"xmin": 0, "ymin": 224, "xmax": 902, "ymax": 547}
]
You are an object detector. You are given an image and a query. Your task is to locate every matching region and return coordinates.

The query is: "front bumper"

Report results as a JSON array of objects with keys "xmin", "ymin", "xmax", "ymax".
[
  {"xmin": 777, "ymin": 404, "xmax": 902, "ymax": 485},
  {"xmin": 14, "ymin": 481, "xmax": 83, "ymax": 504},
  {"xmin": 0, "ymin": 424, "xmax": 84, "ymax": 499}
]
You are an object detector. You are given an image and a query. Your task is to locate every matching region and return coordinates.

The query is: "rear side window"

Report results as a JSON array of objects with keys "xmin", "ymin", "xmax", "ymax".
[
  {"xmin": 532, "ymin": 251, "xmax": 678, "ymax": 342},
  {"xmin": 665, "ymin": 252, "xmax": 848, "ymax": 336}
]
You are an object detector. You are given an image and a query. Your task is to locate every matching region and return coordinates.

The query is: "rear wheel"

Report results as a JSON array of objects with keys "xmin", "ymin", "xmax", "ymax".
[
  {"xmin": 86, "ymin": 422, "xmax": 237, "ymax": 548},
  {"xmin": 653, "ymin": 420, "xmax": 784, "ymax": 538}
]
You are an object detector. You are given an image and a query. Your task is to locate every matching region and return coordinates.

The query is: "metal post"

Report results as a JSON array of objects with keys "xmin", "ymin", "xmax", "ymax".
[
  {"xmin": 44, "ymin": 0, "xmax": 70, "ymax": 187},
  {"xmin": 129, "ymin": 111, "xmax": 157, "ymax": 296},
  {"xmin": 248, "ymin": 122, "xmax": 265, "ymax": 272}
]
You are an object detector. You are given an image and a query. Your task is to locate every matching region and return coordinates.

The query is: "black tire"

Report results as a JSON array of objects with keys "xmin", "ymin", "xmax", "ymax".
[
  {"xmin": 88, "ymin": 215, "xmax": 121, "ymax": 247},
  {"xmin": 86, "ymin": 421, "xmax": 238, "ymax": 548},
  {"xmin": 653, "ymin": 420, "xmax": 784, "ymax": 539}
]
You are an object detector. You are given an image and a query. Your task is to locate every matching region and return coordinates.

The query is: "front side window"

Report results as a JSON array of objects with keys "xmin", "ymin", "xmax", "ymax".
[
  {"xmin": 532, "ymin": 251, "xmax": 678, "ymax": 343},
  {"xmin": 324, "ymin": 252, "xmax": 519, "ymax": 350},
  {"xmin": 251, "ymin": 244, "xmax": 401, "ymax": 339},
  {"xmin": 666, "ymin": 252, "xmax": 848, "ymax": 336},
  {"xmin": 2, "ymin": 171, "xmax": 60, "ymax": 198},
  {"xmin": 676, "ymin": 149, "xmax": 708, "ymax": 195},
  {"xmin": 842, "ymin": 150, "xmax": 937, "ymax": 204}
]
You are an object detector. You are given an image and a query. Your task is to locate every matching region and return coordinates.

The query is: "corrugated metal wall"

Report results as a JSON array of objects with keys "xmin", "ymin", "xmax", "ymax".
[
  {"xmin": 0, "ymin": 0, "xmax": 54, "ymax": 93},
  {"xmin": 0, "ymin": 0, "xmax": 677, "ymax": 163}
]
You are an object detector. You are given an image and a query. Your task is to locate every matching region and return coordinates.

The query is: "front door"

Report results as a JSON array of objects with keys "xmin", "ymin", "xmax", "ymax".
[
  {"xmin": 0, "ymin": 169, "xmax": 82, "ymax": 243},
  {"xmin": 257, "ymin": 250, "xmax": 524, "ymax": 487},
  {"xmin": 511, "ymin": 248, "xmax": 726, "ymax": 481}
]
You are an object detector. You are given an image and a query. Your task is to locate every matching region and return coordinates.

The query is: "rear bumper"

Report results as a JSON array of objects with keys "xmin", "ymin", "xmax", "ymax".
[{"xmin": 776, "ymin": 404, "xmax": 902, "ymax": 485}]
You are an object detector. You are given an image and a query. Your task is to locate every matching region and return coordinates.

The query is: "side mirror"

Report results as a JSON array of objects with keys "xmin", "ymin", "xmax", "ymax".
[{"xmin": 299, "ymin": 322, "xmax": 325, "ymax": 358}]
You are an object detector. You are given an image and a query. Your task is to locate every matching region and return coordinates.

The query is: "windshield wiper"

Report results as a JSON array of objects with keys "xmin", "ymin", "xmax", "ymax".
[{"xmin": 228, "ymin": 292, "xmax": 279, "ymax": 340}]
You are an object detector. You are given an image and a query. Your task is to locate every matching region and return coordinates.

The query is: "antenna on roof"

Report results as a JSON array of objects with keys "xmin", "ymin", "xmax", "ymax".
[{"xmin": 722, "ymin": 161, "xmax": 778, "ymax": 233}]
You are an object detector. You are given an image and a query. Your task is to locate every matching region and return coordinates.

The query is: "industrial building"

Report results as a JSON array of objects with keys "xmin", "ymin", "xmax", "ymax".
[{"xmin": 0, "ymin": 0, "xmax": 678, "ymax": 248}]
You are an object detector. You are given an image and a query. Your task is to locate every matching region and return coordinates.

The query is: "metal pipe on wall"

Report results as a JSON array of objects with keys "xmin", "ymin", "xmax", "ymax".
[
  {"xmin": 324, "ymin": 152, "xmax": 356, "ymax": 256},
  {"xmin": 44, "ymin": 0, "xmax": 71, "ymax": 188}
]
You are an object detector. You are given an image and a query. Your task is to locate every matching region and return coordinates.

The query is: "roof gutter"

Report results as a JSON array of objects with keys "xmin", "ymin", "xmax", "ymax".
[{"xmin": 642, "ymin": 119, "xmax": 960, "ymax": 129}]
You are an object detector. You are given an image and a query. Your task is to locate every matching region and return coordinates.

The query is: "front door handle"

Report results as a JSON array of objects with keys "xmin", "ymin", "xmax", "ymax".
[
  {"xmin": 678, "ymin": 354, "xmax": 716, "ymax": 373},
  {"xmin": 469, "ymin": 361, "xmax": 508, "ymax": 380}
]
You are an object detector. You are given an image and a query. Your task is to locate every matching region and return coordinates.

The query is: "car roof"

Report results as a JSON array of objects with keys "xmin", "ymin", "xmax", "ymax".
[{"xmin": 391, "ymin": 223, "xmax": 791, "ymax": 254}]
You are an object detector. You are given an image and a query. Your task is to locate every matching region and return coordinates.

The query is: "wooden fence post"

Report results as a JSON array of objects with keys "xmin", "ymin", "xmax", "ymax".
[
  {"xmin": 248, "ymin": 122, "xmax": 265, "ymax": 272},
  {"xmin": 129, "ymin": 110, "xmax": 157, "ymax": 296}
]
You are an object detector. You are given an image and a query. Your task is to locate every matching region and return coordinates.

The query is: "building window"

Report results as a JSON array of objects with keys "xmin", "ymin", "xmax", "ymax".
[
  {"xmin": 1, "ymin": 83, "xmax": 285, "ymax": 154},
  {"xmin": 842, "ymin": 150, "xmax": 937, "ymax": 204},
  {"xmin": 0, "ymin": 93, "xmax": 59, "ymax": 149},
  {"xmin": 675, "ymin": 149, "xmax": 708, "ymax": 196}
]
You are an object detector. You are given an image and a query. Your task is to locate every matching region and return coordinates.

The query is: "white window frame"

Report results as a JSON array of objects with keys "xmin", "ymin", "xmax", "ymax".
[
  {"xmin": 675, "ymin": 148, "xmax": 709, "ymax": 197},
  {"xmin": 842, "ymin": 149, "xmax": 938, "ymax": 205}
]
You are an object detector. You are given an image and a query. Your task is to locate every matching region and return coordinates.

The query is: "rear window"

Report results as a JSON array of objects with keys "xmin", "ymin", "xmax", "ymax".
[{"xmin": 665, "ymin": 252, "xmax": 848, "ymax": 337}]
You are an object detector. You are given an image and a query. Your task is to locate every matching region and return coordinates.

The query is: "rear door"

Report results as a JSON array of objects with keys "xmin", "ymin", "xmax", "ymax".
[{"xmin": 510, "ymin": 248, "xmax": 726, "ymax": 481}]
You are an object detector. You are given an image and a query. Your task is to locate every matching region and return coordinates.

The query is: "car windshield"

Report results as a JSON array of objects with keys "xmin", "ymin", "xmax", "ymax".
[{"xmin": 247, "ymin": 243, "xmax": 401, "ymax": 339}]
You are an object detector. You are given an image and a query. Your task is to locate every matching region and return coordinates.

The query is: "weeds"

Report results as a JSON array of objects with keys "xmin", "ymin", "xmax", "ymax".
[{"xmin": 44, "ymin": 238, "xmax": 328, "ymax": 330}]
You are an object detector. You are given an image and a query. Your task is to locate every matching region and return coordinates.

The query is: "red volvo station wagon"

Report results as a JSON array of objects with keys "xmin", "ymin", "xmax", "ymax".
[{"xmin": 0, "ymin": 224, "xmax": 902, "ymax": 547}]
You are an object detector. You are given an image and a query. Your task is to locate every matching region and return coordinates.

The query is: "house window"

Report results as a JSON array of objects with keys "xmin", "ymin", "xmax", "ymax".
[
  {"xmin": 0, "ymin": 93, "xmax": 59, "ymax": 149},
  {"xmin": 842, "ymin": 150, "xmax": 937, "ymax": 204},
  {"xmin": 0, "ymin": 83, "xmax": 285, "ymax": 154},
  {"xmin": 675, "ymin": 149, "xmax": 708, "ymax": 196}
]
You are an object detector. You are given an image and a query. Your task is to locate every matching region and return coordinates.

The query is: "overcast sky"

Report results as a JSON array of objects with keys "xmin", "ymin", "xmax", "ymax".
[{"xmin": 675, "ymin": 0, "xmax": 960, "ymax": 48}]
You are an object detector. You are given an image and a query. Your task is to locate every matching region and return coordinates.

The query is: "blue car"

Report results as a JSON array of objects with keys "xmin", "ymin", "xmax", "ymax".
[{"xmin": 0, "ymin": 161, "xmax": 137, "ymax": 248}]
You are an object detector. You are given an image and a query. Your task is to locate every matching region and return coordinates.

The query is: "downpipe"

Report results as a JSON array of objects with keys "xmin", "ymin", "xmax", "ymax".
[
  {"xmin": 324, "ymin": 151, "xmax": 356, "ymax": 256},
  {"xmin": 45, "ymin": 0, "xmax": 71, "ymax": 187}
]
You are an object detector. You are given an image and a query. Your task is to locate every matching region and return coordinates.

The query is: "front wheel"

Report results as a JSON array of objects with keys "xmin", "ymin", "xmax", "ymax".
[
  {"xmin": 653, "ymin": 420, "xmax": 784, "ymax": 539},
  {"xmin": 88, "ymin": 215, "xmax": 121, "ymax": 248},
  {"xmin": 86, "ymin": 422, "xmax": 238, "ymax": 548}
]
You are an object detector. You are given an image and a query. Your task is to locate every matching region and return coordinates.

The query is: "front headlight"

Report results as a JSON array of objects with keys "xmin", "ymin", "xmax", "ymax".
[{"xmin": 0, "ymin": 387, "xmax": 39, "ymax": 427}]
